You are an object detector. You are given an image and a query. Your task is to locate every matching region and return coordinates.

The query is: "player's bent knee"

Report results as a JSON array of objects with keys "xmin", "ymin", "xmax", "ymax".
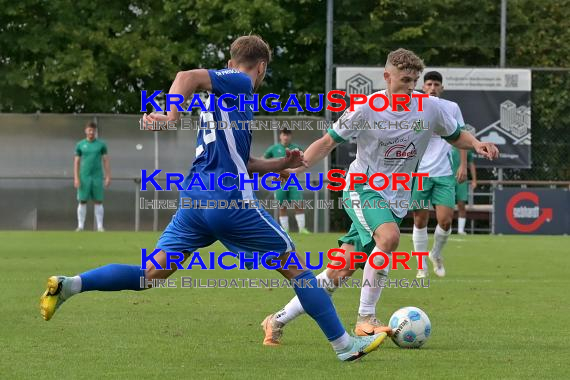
[
  {"xmin": 437, "ymin": 215, "xmax": 453, "ymax": 231},
  {"xmin": 375, "ymin": 236, "xmax": 399, "ymax": 253},
  {"xmin": 413, "ymin": 211, "xmax": 429, "ymax": 229},
  {"xmin": 435, "ymin": 206, "xmax": 453, "ymax": 231},
  {"xmin": 144, "ymin": 249, "xmax": 186, "ymax": 281},
  {"xmin": 277, "ymin": 252, "xmax": 308, "ymax": 280},
  {"xmin": 374, "ymin": 227, "xmax": 400, "ymax": 252},
  {"xmin": 386, "ymin": 236, "xmax": 400, "ymax": 252}
]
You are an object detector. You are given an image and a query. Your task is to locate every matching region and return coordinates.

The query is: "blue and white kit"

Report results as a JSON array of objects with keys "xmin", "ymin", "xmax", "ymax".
[{"xmin": 157, "ymin": 69, "xmax": 294, "ymax": 266}]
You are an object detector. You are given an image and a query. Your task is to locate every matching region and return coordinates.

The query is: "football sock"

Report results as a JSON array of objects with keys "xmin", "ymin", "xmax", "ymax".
[
  {"xmin": 358, "ymin": 247, "xmax": 391, "ymax": 316},
  {"xmin": 275, "ymin": 271, "xmax": 336, "ymax": 325},
  {"xmin": 279, "ymin": 216, "xmax": 289, "ymax": 231},
  {"xmin": 77, "ymin": 203, "xmax": 87, "ymax": 229},
  {"xmin": 95, "ymin": 204, "xmax": 104, "ymax": 230},
  {"xmin": 295, "ymin": 213, "xmax": 306, "ymax": 230},
  {"xmin": 275, "ymin": 296, "xmax": 304, "ymax": 325},
  {"xmin": 458, "ymin": 217, "xmax": 466, "ymax": 233},
  {"xmin": 60, "ymin": 276, "xmax": 82, "ymax": 300},
  {"xmin": 292, "ymin": 271, "xmax": 346, "ymax": 344},
  {"xmin": 432, "ymin": 225, "xmax": 451, "ymax": 258},
  {"xmin": 412, "ymin": 226, "xmax": 429, "ymax": 270},
  {"xmin": 331, "ymin": 332, "xmax": 352, "ymax": 353},
  {"xmin": 318, "ymin": 270, "xmax": 337, "ymax": 296},
  {"xmin": 79, "ymin": 264, "xmax": 145, "ymax": 292}
]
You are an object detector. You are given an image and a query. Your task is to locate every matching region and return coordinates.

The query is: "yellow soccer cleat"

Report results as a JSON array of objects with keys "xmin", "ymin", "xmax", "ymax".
[
  {"xmin": 337, "ymin": 333, "xmax": 388, "ymax": 362},
  {"xmin": 40, "ymin": 276, "xmax": 68, "ymax": 321},
  {"xmin": 354, "ymin": 314, "xmax": 394, "ymax": 337}
]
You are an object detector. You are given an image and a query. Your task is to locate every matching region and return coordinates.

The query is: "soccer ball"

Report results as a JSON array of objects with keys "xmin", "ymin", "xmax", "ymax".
[{"xmin": 389, "ymin": 306, "xmax": 431, "ymax": 348}]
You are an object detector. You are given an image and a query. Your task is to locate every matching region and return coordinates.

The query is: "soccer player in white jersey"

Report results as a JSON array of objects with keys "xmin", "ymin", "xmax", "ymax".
[
  {"xmin": 262, "ymin": 49, "xmax": 499, "ymax": 345},
  {"xmin": 412, "ymin": 71, "xmax": 468, "ymax": 278}
]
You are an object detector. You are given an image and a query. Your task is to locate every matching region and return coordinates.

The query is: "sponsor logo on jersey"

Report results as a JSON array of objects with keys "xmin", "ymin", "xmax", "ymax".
[
  {"xmin": 215, "ymin": 69, "xmax": 241, "ymax": 76},
  {"xmin": 378, "ymin": 136, "xmax": 409, "ymax": 147},
  {"xmin": 384, "ymin": 142, "xmax": 417, "ymax": 160}
]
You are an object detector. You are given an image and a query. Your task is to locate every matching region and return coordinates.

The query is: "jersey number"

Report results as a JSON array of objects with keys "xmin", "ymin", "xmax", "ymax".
[{"xmin": 195, "ymin": 111, "xmax": 216, "ymax": 157}]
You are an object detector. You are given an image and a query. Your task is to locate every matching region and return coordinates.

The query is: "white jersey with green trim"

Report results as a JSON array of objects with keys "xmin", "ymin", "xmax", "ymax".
[
  {"xmin": 328, "ymin": 90, "xmax": 460, "ymax": 218},
  {"xmin": 418, "ymin": 98, "xmax": 465, "ymax": 178}
]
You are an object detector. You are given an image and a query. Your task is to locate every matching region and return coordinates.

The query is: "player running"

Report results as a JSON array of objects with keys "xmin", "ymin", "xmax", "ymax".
[
  {"xmin": 262, "ymin": 49, "xmax": 499, "ymax": 345},
  {"xmin": 412, "ymin": 71, "xmax": 468, "ymax": 278},
  {"xmin": 40, "ymin": 35, "xmax": 387, "ymax": 362}
]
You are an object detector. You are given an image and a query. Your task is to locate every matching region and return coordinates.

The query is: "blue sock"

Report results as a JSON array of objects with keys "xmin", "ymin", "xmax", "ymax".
[
  {"xmin": 79, "ymin": 264, "xmax": 145, "ymax": 292},
  {"xmin": 292, "ymin": 271, "xmax": 346, "ymax": 341}
]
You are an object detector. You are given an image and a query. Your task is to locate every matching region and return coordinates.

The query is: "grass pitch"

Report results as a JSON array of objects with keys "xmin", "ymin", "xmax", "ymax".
[{"xmin": 1, "ymin": 231, "xmax": 569, "ymax": 379}]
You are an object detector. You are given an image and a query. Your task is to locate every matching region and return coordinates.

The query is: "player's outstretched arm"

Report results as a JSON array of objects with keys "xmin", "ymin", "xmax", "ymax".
[
  {"xmin": 450, "ymin": 131, "xmax": 499, "ymax": 161},
  {"xmin": 145, "ymin": 69, "xmax": 212, "ymax": 123},
  {"xmin": 247, "ymin": 150, "xmax": 307, "ymax": 175},
  {"xmin": 289, "ymin": 133, "xmax": 338, "ymax": 174}
]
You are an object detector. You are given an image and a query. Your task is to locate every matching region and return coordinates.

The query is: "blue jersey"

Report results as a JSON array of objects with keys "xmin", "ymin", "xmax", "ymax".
[
  {"xmin": 158, "ymin": 68, "xmax": 295, "ymax": 261},
  {"xmin": 182, "ymin": 69, "xmax": 254, "ymax": 200}
]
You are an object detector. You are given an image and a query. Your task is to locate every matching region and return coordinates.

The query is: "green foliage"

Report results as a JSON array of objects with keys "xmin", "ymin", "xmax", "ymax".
[
  {"xmin": 0, "ymin": 0, "xmax": 568, "ymax": 178},
  {"xmin": 0, "ymin": 0, "xmax": 325, "ymax": 112},
  {"xmin": 1, "ymin": 0, "xmax": 568, "ymax": 111}
]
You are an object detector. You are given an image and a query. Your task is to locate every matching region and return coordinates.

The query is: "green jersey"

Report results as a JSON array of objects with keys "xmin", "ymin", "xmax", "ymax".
[
  {"xmin": 75, "ymin": 138, "xmax": 108, "ymax": 177},
  {"xmin": 450, "ymin": 147, "xmax": 474, "ymax": 174},
  {"xmin": 264, "ymin": 143, "xmax": 303, "ymax": 159}
]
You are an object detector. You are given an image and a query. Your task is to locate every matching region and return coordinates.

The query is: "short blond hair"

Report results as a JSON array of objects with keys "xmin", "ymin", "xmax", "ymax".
[
  {"xmin": 230, "ymin": 35, "xmax": 272, "ymax": 67},
  {"xmin": 386, "ymin": 48, "xmax": 425, "ymax": 72}
]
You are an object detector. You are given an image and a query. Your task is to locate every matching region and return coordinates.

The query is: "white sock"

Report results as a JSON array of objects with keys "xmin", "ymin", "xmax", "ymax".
[
  {"xmin": 274, "ymin": 296, "xmax": 304, "ymax": 325},
  {"xmin": 95, "ymin": 204, "xmax": 104, "ymax": 229},
  {"xmin": 432, "ymin": 224, "xmax": 451, "ymax": 258},
  {"xmin": 317, "ymin": 270, "xmax": 337, "ymax": 296},
  {"xmin": 412, "ymin": 226, "xmax": 429, "ymax": 270},
  {"xmin": 77, "ymin": 204, "xmax": 87, "ymax": 229},
  {"xmin": 279, "ymin": 216, "xmax": 289, "ymax": 231},
  {"xmin": 331, "ymin": 331, "xmax": 352, "ymax": 353},
  {"xmin": 62, "ymin": 276, "xmax": 82, "ymax": 300},
  {"xmin": 458, "ymin": 217, "xmax": 466, "ymax": 233},
  {"xmin": 295, "ymin": 213, "xmax": 306, "ymax": 230},
  {"xmin": 358, "ymin": 247, "xmax": 391, "ymax": 316},
  {"xmin": 274, "ymin": 271, "xmax": 336, "ymax": 325}
]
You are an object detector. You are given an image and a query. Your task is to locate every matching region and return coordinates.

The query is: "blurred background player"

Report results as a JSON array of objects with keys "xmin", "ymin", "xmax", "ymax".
[
  {"xmin": 74, "ymin": 121, "xmax": 111, "ymax": 232},
  {"xmin": 452, "ymin": 141, "xmax": 478, "ymax": 234},
  {"xmin": 412, "ymin": 71, "xmax": 469, "ymax": 278},
  {"xmin": 42, "ymin": 35, "xmax": 386, "ymax": 362},
  {"xmin": 264, "ymin": 129, "xmax": 310, "ymax": 234}
]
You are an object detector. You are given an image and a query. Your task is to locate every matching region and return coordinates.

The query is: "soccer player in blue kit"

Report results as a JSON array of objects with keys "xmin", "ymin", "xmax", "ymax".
[{"xmin": 40, "ymin": 35, "xmax": 387, "ymax": 361}]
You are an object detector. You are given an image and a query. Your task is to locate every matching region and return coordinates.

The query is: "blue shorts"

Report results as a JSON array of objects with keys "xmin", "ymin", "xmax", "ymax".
[{"xmin": 157, "ymin": 205, "xmax": 295, "ymax": 269}]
